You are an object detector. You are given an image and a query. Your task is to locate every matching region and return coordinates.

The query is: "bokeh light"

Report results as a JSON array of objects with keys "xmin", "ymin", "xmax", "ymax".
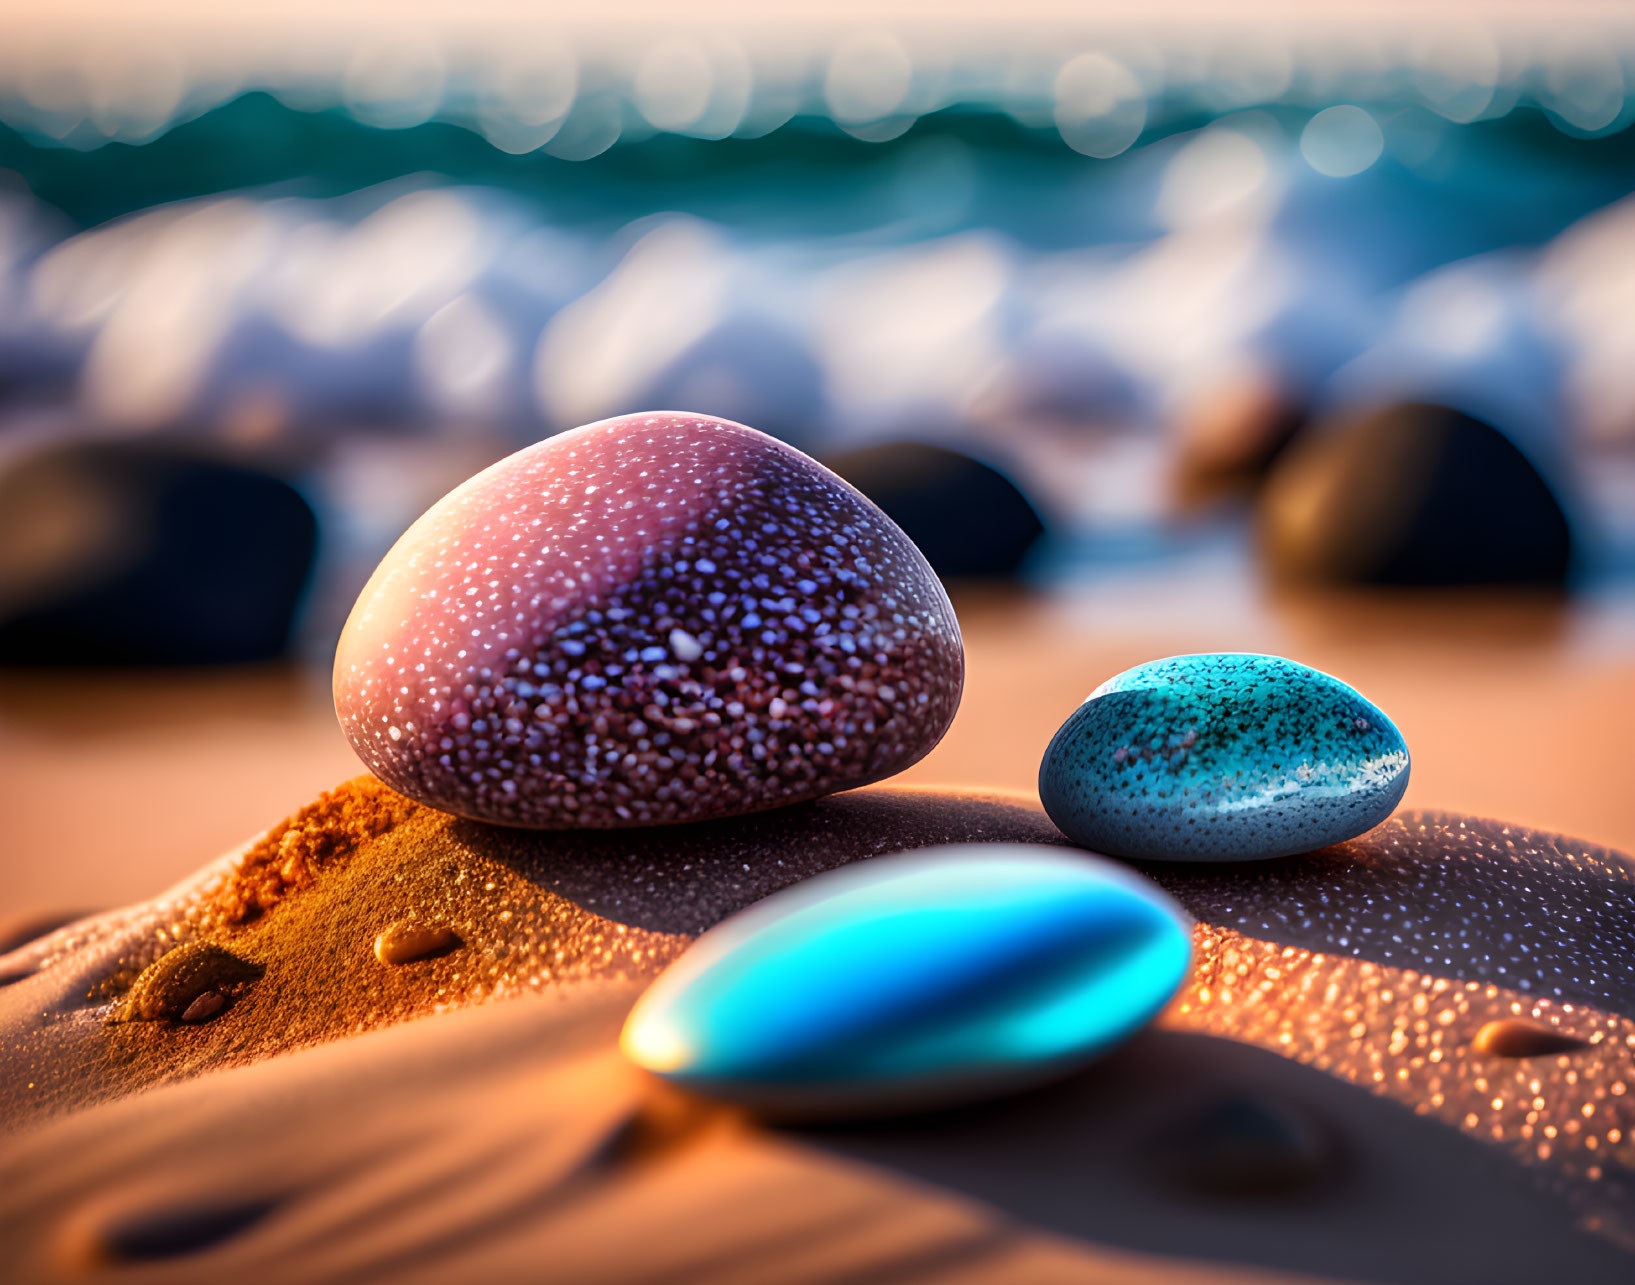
[
  {"xmin": 824, "ymin": 31, "xmax": 914, "ymax": 126},
  {"xmin": 1300, "ymin": 104, "xmax": 1385, "ymax": 177},
  {"xmin": 1053, "ymin": 52, "xmax": 1146, "ymax": 158}
]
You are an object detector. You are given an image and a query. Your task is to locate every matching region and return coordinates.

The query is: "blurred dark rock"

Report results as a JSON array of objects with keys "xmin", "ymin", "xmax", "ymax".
[
  {"xmin": 823, "ymin": 442, "xmax": 1045, "ymax": 580},
  {"xmin": 0, "ymin": 441, "xmax": 318, "ymax": 665},
  {"xmin": 1259, "ymin": 403, "xmax": 1572, "ymax": 587}
]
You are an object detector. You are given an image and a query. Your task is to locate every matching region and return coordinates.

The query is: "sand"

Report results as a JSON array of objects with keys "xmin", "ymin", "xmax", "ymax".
[
  {"xmin": 0, "ymin": 973, "xmax": 1627, "ymax": 1284},
  {"xmin": 0, "ymin": 783, "xmax": 1069, "ymax": 1128},
  {"xmin": 2, "ymin": 778, "xmax": 1634, "ymax": 1281}
]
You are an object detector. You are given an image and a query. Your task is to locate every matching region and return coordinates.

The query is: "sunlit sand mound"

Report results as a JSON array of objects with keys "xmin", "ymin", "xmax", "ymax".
[
  {"xmin": 0, "ymin": 780, "xmax": 1066, "ymax": 1128},
  {"xmin": 2, "ymin": 785, "xmax": 1633, "ymax": 1278},
  {"xmin": 1151, "ymin": 815, "xmax": 1635, "ymax": 1252}
]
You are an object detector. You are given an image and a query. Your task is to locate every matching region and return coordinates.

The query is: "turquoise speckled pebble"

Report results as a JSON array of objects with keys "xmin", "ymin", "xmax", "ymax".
[
  {"xmin": 620, "ymin": 845, "xmax": 1192, "ymax": 1116},
  {"xmin": 1038, "ymin": 654, "xmax": 1410, "ymax": 862}
]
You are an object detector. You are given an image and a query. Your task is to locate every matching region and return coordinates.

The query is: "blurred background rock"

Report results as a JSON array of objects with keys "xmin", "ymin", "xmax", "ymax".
[
  {"xmin": 1, "ymin": 2, "xmax": 1633, "ymax": 912},
  {"xmin": 0, "ymin": 439, "xmax": 317, "ymax": 664}
]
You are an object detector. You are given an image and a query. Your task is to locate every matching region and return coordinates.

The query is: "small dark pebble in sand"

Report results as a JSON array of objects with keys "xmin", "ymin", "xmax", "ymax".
[
  {"xmin": 374, "ymin": 921, "xmax": 459, "ymax": 966},
  {"xmin": 1147, "ymin": 1092, "xmax": 1336, "ymax": 1199},
  {"xmin": 178, "ymin": 992, "xmax": 225, "ymax": 1024},
  {"xmin": 1472, "ymin": 1018, "xmax": 1593, "ymax": 1059},
  {"xmin": 116, "ymin": 942, "xmax": 263, "ymax": 1024}
]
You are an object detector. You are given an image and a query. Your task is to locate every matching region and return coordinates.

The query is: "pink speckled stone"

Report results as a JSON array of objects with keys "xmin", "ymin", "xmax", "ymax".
[{"xmin": 334, "ymin": 413, "xmax": 964, "ymax": 828}]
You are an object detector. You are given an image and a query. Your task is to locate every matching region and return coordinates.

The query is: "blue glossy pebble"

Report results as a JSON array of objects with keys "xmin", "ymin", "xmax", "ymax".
[
  {"xmin": 1039, "ymin": 653, "xmax": 1410, "ymax": 862},
  {"xmin": 620, "ymin": 845, "xmax": 1192, "ymax": 1116}
]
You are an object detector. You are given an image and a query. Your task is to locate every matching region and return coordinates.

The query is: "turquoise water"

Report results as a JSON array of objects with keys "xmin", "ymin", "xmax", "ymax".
[{"xmin": 3, "ymin": 91, "xmax": 1634, "ymax": 607}]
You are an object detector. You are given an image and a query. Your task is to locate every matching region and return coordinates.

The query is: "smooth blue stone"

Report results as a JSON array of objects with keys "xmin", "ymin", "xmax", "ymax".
[
  {"xmin": 620, "ymin": 845, "xmax": 1192, "ymax": 1115},
  {"xmin": 1039, "ymin": 653, "xmax": 1410, "ymax": 862}
]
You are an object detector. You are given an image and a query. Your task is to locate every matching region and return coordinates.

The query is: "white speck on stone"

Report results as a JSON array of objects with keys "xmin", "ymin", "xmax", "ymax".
[{"xmin": 669, "ymin": 628, "xmax": 704, "ymax": 662}]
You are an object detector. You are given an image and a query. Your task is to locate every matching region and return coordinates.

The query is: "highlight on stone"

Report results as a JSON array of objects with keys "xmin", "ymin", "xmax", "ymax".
[
  {"xmin": 334, "ymin": 412, "xmax": 964, "ymax": 829},
  {"xmin": 1039, "ymin": 653, "xmax": 1410, "ymax": 862},
  {"xmin": 620, "ymin": 844, "xmax": 1192, "ymax": 1116}
]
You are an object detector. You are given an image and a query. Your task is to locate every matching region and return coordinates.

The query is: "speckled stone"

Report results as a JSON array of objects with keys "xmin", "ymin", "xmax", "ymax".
[
  {"xmin": 1039, "ymin": 653, "xmax": 1409, "ymax": 862},
  {"xmin": 620, "ymin": 845, "xmax": 1192, "ymax": 1116},
  {"xmin": 334, "ymin": 413, "xmax": 963, "ymax": 828}
]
